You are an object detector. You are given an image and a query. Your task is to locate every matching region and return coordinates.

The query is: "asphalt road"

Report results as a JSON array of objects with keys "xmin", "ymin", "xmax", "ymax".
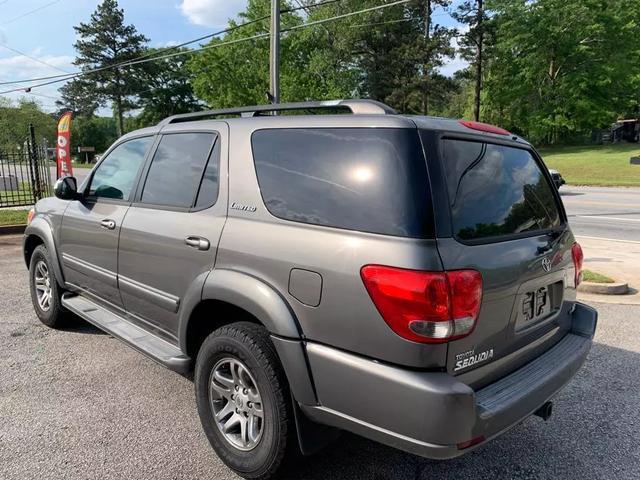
[
  {"xmin": 1, "ymin": 235, "xmax": 639, "ymax": 479},
  {"xmin": 561, "ymin": 186, "xmax": 640, "ymax": 242}
]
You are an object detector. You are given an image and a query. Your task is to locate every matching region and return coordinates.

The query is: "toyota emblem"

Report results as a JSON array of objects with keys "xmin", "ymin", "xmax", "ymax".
[{"xmin": 541, "ymin": 257, "xmax": 552, "ymax": 272}]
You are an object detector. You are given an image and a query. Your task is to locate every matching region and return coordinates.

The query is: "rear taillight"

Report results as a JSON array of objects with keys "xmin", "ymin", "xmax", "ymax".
[
  {"xmin": 571, "ymin": 243, "xmax": 584, "ymax": 287},
  {"xmin": 360, "ymin": 265, "xmax": 482, "ymax": 344}
]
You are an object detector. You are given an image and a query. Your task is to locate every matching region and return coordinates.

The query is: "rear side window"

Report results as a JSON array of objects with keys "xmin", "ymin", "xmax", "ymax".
[
  {"xmin": 441, "ymin": 140, "xmax": 561, "ymax": 242},
  {"xmin": 141, "ymin": 132, "xmax": 217, "ymax": 208},
  {"xmin": 251, "ymin": 128, "xmax": 432, "ymax": 238}
]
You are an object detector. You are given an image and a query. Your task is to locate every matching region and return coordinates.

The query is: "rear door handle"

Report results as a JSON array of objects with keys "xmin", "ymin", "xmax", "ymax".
[
  {"xmin": 185, "ymin": 236, "xmax": 210, "ymax": 251},
  {"xmin": 100, "ymin": 219, "xmax": 116, "ymax": 230}
]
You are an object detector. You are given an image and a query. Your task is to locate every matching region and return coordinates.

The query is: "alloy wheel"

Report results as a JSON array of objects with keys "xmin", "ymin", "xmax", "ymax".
[
  {"xmin": 209, "ymin": 357, "xmax": 264, "ymax": 451},
  {"xmin": 34, "ymin": 260, "xmax": 52, "ymax": 312}
]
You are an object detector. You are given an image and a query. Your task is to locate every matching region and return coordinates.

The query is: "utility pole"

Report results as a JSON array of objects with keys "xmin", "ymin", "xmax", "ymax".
[
  {"xmin": 422, "ymin": 0, "xmax": 431, "ymax": 115},
  {"xmin": 474, "ymin": 0, "xmax": 484, "ymax": 122},
  {"xmin": 269, "ymin": 0, "xmax": 280, "ymax": 104}
]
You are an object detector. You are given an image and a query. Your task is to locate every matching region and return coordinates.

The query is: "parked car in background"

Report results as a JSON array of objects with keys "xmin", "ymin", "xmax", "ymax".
[
  {"xmin": 24, "ymin": 100, "xmax": 596, "ymax": 480},
  {"xmin": 549, "ymin": 168, "xmax": 566, "ymax": 189}
]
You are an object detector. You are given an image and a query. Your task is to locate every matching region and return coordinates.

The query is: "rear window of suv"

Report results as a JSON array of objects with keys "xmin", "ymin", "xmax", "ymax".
[
  {"xmin": 251, "ymin": 128, "xmax": 433, "ymax": 238},
  {"xmin": 441, "ymin": 139, "xmax": 561, "ymax": 242}
]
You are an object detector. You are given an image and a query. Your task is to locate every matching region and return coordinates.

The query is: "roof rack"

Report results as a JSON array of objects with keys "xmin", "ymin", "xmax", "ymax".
[{"xmin": 158, "ymin": 99, "xmax": 396, "ymax": 126}]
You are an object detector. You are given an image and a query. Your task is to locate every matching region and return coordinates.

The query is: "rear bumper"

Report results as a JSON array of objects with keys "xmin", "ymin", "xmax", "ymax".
[{"xmin": 301, "ymin": 302, "xmax": 597, "ymax": 459}]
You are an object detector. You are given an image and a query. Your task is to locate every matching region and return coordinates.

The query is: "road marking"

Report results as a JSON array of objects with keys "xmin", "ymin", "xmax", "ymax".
[
  {"xmin": 575, "ymin": 215, "xmax": 640, "ymax": 223},
  {"xmin": 576, "ymin": 235, "xmax": 640, "ymax": 245},
  {"xmin": 561, "ymin": 200, "xmax": 638, "ymax": 208}
]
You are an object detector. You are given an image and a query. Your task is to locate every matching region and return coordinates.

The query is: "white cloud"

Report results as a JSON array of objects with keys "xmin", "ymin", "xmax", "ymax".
[
  {"xmin": 179, "ymin": 0, "xmax": 248, "ymax": 28},
  {"xmin": 0, "ymin": 53, "xmax": 73, "ymax": 73},
  {"xmin": 0, "ymin": 51, "xmax": 74, "ymax": 111}
]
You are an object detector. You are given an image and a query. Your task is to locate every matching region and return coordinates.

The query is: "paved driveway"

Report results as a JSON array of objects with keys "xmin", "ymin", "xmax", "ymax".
[{"xmin": 1, "ymin": 235, "xmax": 639, "ymax": 479}]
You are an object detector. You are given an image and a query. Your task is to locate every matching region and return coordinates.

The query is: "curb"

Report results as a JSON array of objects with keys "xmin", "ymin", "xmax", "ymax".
[
  {"xmin": 0, "ymin": 224, "xmax": 26, "ymax": 235},
  {"xmin": 578, "ymin": 281, "xmax": 629, "ymax": 295}
]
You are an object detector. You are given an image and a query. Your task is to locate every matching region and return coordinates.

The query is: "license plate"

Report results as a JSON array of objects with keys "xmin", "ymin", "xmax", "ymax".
[{"xmin": 522, "ymin": 286, "xmax": 550, "ymax": 323}]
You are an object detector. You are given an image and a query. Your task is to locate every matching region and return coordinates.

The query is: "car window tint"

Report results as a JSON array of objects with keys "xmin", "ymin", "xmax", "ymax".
[
  {"xmin": 141, "ymin": 133, "xmax": 216, "ymax": 208},
  {"xmin": 441, "ymin": 140, "xmax": 561, "ymax": 241},
  {"xmin": 89, "ymin": 136, "xmax": 153, "ymax": 200},
  {"xmin": 251, "ymin": 128, "xmax": 433, "ymax": 238},
  {"xmin": 194, "ymin": 138, "xmax": 221, "ymax": 209}
]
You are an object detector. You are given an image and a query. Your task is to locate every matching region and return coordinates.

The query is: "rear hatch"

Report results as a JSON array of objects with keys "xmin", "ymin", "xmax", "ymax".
[{"xmin": 425, "ymin": 134, "xmax": 576, "ymax": 388}]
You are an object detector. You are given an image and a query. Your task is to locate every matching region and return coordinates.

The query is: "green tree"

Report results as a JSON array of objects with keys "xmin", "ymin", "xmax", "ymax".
[
  {"xmin": 0, "ymin": 98, "xmax": 56, "ymax": 152},
  {"xmin": 189, "ymin": 0, "xmax": 456, "ymax": 114},
  {"xmin": 71, "ymin": 116, "xmax": 119, "ymax": 156},
  {"xmin": 484, "ymin": 0, "xmax": 640, "ymax": 144},
  {"xmin": 60, "ymin": 0, "xmax": 149, "ymax": 136},
  {"xmin": 56, "ymin": 78, "xmax": 100, "ymax": 118},
  {"xmin": 134, "ymin": 48, "xmax": 202, "ymax": 127},
  {"xmin": 188, "ymin": 0, "xmax": 357, "ymax": 108},
  {"xmin": 189, "ymin": 0, "xmax": 291, "ymax": 108},
  {"xmin": 452, "ymin": 0, "xmax": 493, "ymax": 121},
  {"xmin": 308, "ymin": 0, "xmax": 456, "ymax": 114}
]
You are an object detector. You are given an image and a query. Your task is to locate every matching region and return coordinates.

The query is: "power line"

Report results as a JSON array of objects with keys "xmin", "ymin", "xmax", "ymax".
[
  {"xmin": 0, "ymin": 43, "xmax": 70, "ymax": 73},
  {"xmin": 0, "ymin": 0, "xmax": 60, "ymax": 26},
  {"xmin": 0, "ymin": 0, "xmax": 344, "ymax": 86},
  {"xmin": 281, "ymin": 0, "xmax": 410, "ymax": 34},
  {"xmin": 282, "ymin": 0, "xmax": 343, "ymax": 14},
  {"xmin": 347, "ymin": 11, "xmax": 450, "ymax": 28},
  {"xmin": 0, "ymin": 0, "xmax": 411, "ymax": 96},
  {"xmin": 0, "ymin": 14, "xmax": 272, "ymax": 86}
]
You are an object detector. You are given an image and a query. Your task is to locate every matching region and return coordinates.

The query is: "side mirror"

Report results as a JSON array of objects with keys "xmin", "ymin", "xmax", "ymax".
[{"xmin": 54, "ymin": 176, "xmax": 79, "ymax": 200}]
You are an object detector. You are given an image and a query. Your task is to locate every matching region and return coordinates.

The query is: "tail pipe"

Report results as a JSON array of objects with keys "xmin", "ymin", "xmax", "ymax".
[{"xmin": 534, "ymin": 401, "xmax": 553, "ymax": 421}]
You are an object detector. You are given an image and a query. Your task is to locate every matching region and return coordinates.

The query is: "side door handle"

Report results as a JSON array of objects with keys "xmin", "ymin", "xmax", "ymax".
[
  {"xmin": 185, "ymin": 236, "xmax": 210, "ymax": 251},
  {"xmin": 100, "ymin": 219, "xmax": 116, "ymax": 230}
]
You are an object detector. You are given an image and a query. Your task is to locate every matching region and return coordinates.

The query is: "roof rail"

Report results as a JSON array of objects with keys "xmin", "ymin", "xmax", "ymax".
[{"xmin": 158, "ymin": 99, "xmax": 396, "ymax": 126}]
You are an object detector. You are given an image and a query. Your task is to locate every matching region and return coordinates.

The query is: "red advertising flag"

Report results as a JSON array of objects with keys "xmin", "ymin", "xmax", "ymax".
[{"xmin": 56, "ymin": 112, "xmax": 73, "ymax": 179}]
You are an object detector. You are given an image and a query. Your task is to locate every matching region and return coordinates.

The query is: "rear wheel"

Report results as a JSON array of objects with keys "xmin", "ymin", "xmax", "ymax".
[
  {"xmin": 29, "ymin": 244, "xmax": 67, "ymax": 328},
  {"xmin": 195, "ymin": 322, "xmax": 296, "ymax": 479}
]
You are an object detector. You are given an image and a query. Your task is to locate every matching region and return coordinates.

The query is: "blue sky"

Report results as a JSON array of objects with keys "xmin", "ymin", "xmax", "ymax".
[{"xmin": 0, "ymin": 0, "xmax": 466, "ymax": 112}]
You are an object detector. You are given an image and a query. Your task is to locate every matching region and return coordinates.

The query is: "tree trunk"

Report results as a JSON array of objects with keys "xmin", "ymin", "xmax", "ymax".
[
  {"xmin": 116, "ymin": 95, "xmax": 124, "ymax": 137},
  {"xmin": 474, "ymin": 0, "xmax": 483, "ymax": 121},
  {"xmin": 422, "ymin": 0, "xmax": 431, "ymax": 115}
]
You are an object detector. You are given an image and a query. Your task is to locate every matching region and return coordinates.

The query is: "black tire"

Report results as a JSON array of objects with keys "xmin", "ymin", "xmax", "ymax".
[
  {"xmin": 195, "ymin": 322, "xmax": 296, "ymax": 479},
  {"xmin": 29, "ymin": 244, "xmax": 67, "ymax": 328}
]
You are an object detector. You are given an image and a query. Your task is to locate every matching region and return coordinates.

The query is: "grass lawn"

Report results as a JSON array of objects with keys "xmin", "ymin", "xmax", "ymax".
[
  {"xmin": 538, "ymin": 143, "xmax": 640, "ymax": 186},
  {"xmin": 0, "ymin": 209, "xmax": 28, "ymax": 226},
  {"xmin": 583, "ymin": 269, "xmax": 615, "ymax": 284}
]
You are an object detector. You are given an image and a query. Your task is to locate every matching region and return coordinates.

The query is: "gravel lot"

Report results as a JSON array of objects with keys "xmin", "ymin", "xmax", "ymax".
[{"xmin": 1, "ymin": 234, "xmax": 639, "ymax": 479}]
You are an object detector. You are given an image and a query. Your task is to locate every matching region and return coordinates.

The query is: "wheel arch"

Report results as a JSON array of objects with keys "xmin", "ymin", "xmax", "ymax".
[
  {"xmin": 23, "ymin": 220, "xmax": 64, "ymax": 285},
  {"xmin": 179, "ymin": 269, "xmax": 301, "ymax": 352},
  {"xmin": 179, "ymin": 269, "xmax": 318, "ymax": 407}
]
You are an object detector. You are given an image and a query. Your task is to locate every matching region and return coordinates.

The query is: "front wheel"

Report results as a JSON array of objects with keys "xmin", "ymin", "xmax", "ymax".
[
  {"xmin": 194, "ymin": 322, "xmax": 296, "ymax": 479},
  {"xmin": 29, "ymin": 244, "xmax": 67, "ymax": 328}
]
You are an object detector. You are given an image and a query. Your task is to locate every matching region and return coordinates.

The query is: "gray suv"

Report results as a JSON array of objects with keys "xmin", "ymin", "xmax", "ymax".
[{"xmin": 24, "ymin": 100, "xmax": 597, "ymax": 479}]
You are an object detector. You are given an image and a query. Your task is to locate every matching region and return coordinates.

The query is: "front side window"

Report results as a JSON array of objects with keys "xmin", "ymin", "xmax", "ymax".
[
  {"xmin": 89, "ymin": 136, "xmax": 153, "ymax": 200},
  {"xmin": 441, "ymin": 139, "xmax": 561, "ymax": 242},
  {"xmin": 251, "ymin": 128, "xmax": 433, "ymax": 237},
  {"xmin": 141, "ymin": 133, "xmax": 217, "ymax": 208}
]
